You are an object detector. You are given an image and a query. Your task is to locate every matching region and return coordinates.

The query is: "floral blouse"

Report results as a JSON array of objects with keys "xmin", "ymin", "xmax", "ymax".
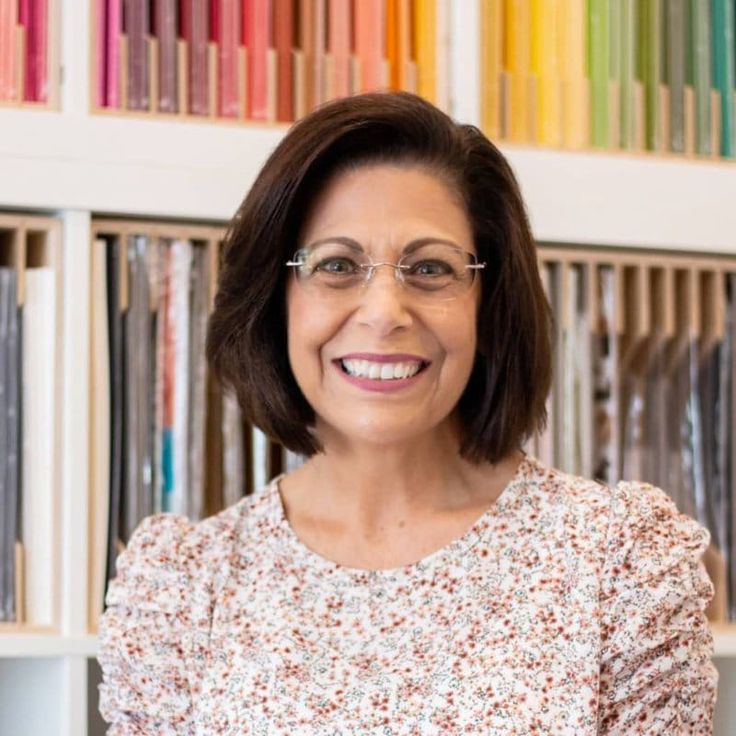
[{"xmin": 97, "ymin": 453, "xmax": 718, "ymax": 734}]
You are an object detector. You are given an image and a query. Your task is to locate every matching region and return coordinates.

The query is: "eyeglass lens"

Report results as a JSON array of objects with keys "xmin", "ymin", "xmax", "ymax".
[{"xmin": 291, "ymin": 242, "xmax": 480, "ymax": 299}]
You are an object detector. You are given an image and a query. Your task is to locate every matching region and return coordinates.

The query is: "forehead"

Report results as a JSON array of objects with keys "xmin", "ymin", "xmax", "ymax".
[{"xmin": 298, "ymin": 164, "xmax": 473, "ymax": 249}]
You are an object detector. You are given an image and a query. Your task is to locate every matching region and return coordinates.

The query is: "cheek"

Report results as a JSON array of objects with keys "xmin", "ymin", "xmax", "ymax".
[
  {"xmin": 286, "ymin": 288, "xmax": 342, "ymax": 368},
  {"xmin": 434, "ymin": 305, "xmax": 478, "ymax": 365},
  {"xmin": 450, "ymin": 327, "xmax": 478, "ymax": 381},
  {"xmin": 286, "ymin": 286, "xmax": 313, "ymax": 374}
]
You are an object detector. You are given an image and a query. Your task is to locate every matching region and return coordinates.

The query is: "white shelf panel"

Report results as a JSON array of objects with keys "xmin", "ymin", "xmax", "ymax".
[
  {"xmin": 0, "ymin": 109, "xmax": 286, "ymax": 221},
  {"xmin": 0, "ymin": 633, "xmax": 97, "ymax": 658},
  {"xmin": 2, "ymin": 109, "xmax": 736, "ymax": 252},
  {"xmin": 714, "ymin": 626, "xmax": 736, "ymax": 658},
  {"xmin": 507, "ymin": 145, "xmax": 736, "ymax": 254}
]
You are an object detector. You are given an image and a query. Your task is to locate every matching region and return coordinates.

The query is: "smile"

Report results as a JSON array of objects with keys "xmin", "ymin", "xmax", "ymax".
[{"xmin": 339, "ymin": 358, "xmax": 427, "ymax": 380}]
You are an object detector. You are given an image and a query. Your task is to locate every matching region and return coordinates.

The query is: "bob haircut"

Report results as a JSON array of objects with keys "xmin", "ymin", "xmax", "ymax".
[{"xmin": 206, "ymin": 91, "xmax": 552, "ymax": 464}]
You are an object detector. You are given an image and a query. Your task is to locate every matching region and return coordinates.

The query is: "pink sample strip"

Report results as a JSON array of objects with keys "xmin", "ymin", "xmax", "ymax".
[
  {"xmin": 328, "ymin": 0, "xmax": 350, "ymax": 98},
  {"xmin": 106, "ymin": 0, "xmax": 122, "ymax": 107},
  {"xmin": 0, "ymin": 0, "xmax": 18, "ymax": 101},
  {"xmin": 21, "ymin": 0, "xmax": 48, "ymax": 102},
  {"xmin": 246, "ymin": 0, "xmax": 271, "ymax": 120}
]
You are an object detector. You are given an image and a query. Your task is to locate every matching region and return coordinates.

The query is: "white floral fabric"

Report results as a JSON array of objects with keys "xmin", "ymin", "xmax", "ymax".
[{"xmin": 98, "ymin": 454, "xmax": 718, "ymax": 734}]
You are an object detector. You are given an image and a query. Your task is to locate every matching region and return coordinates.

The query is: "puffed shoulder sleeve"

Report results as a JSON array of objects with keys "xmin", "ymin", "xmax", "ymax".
[
  {"xmin": 597, "ymin": 480, "xmax": 719, "ymax": 734},
  {"xmin": 97, "ymin": 513, "xmax": 196, "ymax": 735}
]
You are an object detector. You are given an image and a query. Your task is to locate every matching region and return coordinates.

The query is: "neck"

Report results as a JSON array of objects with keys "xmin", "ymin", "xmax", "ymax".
[{"xmin": 289, "ymin": 422, "xmax": 523, "ymax": 539}]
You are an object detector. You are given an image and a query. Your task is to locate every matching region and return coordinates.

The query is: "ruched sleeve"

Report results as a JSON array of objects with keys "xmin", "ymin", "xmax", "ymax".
[
  {"xmin": 97, "ymin": 513, "xmax": 196, "ymax": 735},
  {"xmin": 597, "ymin": 480, "xmax": 719, "ymax": 734}
]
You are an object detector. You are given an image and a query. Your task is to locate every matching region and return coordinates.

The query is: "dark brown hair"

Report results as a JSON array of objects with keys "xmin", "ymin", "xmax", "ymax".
[{"xmin": 206, "ymin": 91, "xmax": 552, "ymax": 464}]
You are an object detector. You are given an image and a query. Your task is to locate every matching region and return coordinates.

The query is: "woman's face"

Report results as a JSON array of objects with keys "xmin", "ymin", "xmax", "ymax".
[{"xmin": 286, "ymin": 163, "xmax": 480, "ymax": 449}]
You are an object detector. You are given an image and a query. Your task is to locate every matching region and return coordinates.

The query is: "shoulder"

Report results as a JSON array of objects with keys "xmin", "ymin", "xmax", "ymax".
[
  {"xmin": 519, "ymin": 456, "xmax": 615, "ymax": 539},
  {"xmin": 521, "ymin": 456, "xmax": 711, "ymax": 578},
  {"xmin": 103, "ymin": 513, "xmax": 193, "ymax": 615},
  {"xmin": 104, "ymin": 500, "xmax": 251, "ymax": 613},
  {"xmin": 113, "ymin": 486, "xmax": 279, "ymax": 602},
  {"xmin": 601, "ymin": 478, "xmax": 711, "ymax": 598}
]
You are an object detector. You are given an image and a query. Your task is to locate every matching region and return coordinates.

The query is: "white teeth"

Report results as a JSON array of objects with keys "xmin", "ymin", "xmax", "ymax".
[{"xmin": 341, "ymin": 359, "xmax": 424, "ymax": 380}]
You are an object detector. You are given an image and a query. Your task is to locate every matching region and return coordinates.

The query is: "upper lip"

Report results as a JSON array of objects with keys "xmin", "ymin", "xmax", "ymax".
[{"xmin": 336, "ymin": 353, "xmax": 429, "ymax": 364}]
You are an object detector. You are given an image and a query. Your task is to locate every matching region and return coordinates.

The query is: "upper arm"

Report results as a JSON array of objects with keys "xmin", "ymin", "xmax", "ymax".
[
  {"xmin": 597, "ymin": 481, "xmax": 718, "ymax": 734},
  {"xmin": 97, "ymin": 513, "xmax": 195, "ymax": 735}
]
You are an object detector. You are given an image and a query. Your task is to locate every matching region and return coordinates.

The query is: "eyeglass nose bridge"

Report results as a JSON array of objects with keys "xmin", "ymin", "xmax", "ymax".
[{"xmin": 361, "ymin": 261, "xmax": 411, "ymax": 286}]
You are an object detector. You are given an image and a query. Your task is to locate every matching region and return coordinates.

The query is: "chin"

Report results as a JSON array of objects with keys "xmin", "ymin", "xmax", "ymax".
[{"xmin": 319, "ymin": 414, "xmax": 450, "ymax": 449}]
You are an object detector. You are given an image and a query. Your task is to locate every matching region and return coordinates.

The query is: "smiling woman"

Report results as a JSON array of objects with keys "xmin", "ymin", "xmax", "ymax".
[
  {"xmin": 97, "ymin": 92, "xmax": 718, "ymax": 734},
  {"xmin": 206, "ymin": 90, "xmax": 552, "ymax": 467}
]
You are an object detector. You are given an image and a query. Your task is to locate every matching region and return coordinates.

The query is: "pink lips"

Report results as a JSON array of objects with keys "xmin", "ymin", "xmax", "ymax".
[{"xmin": 334, "ymin": 353, "xmax": 430, "ymax": 393}]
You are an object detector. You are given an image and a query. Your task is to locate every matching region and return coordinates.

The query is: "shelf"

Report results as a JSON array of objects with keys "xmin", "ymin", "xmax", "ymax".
[
  {"xmin": 2, "ymin": 108, "xmax": 736, "ymax": 253},
  {"xmin": 0, "ymin": 108, "xmax": 286, "ymax": 222},
  {"xmin": 507, "ymin": 145, "xmax": 736, "ymax": 254},
  {"xmin": 0, "ymin": 633, "xmax": 97, "ymax": 658}
]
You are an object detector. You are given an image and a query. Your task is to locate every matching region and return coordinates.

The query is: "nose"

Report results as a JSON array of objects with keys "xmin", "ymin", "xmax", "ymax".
[{"xmin": 354, "ymin": 264, "xmax": 413, "ymax": 333}]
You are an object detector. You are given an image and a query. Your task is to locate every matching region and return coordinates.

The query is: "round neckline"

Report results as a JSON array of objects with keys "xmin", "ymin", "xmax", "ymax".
[{"xmin": 269, "ymin": 451, "xmax": 537, "ymax": 581}]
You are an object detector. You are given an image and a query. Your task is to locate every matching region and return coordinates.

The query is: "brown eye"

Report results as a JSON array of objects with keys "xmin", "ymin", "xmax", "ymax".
[
  {"xmin": 315, "ymin": 257, "xmax": 359, "ymax": 274},
  {"xmin": 410, "ymin": 260, "xmax": 453, "ymax": 277}
]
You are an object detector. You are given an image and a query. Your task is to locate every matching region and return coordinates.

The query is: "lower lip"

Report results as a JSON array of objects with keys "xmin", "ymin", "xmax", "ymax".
[{"xmin": 334, "ymin": 361, "xmax": 428, "ymax": 393}]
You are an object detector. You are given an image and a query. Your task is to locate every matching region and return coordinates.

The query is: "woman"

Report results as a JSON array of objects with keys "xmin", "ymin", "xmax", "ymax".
[{"xmin": 98, "ymin": 91, "xmax": 717, "ymax": 734}]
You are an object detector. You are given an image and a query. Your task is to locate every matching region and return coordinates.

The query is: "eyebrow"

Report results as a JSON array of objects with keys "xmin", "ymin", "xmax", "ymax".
[{"xmin": 303, "ymin": 236, "xmax": 464, "ymax": 254}]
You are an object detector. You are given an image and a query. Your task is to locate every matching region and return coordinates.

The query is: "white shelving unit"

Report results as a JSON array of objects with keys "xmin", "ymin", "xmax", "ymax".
[{"xmin": 2, "ymin": 2, "xmax": 736, "ymax": 734}]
